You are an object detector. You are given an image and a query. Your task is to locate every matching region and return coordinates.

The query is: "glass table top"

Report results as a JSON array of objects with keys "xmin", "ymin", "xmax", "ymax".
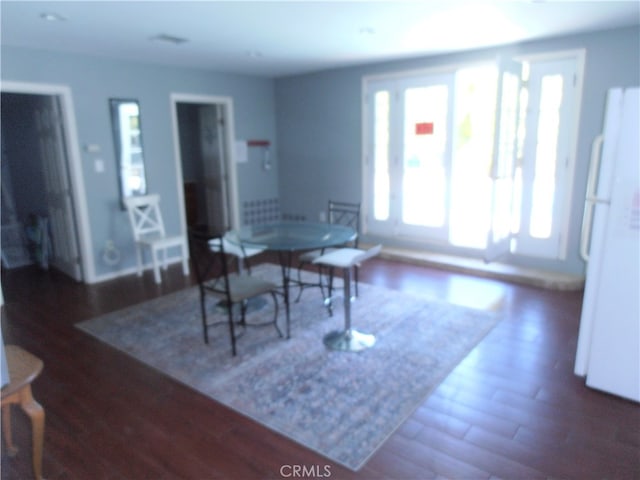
[{"xmin": 227, "ymin": 222, "xmax": 356, "ymax": 251}]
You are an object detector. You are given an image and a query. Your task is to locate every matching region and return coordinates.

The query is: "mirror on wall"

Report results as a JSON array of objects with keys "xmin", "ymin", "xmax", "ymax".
[{"xmin": 109, "ymin": 99, "xmax": 147, "ymax": 207}]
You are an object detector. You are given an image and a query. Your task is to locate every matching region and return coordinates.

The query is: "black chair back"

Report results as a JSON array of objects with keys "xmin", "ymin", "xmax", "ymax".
[
  {"xmin": 328, "ymin": 200, "xmax": 360, "ymax": 247},
  {"xmin": 188, "ymin": 228, "xmax": 231, "ymax": 300}
]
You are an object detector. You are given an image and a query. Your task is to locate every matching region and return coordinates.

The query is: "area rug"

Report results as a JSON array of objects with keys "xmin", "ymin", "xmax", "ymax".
[{"xmin": 77, "ymin": 263, "xmax": 501, "ymax": 471}]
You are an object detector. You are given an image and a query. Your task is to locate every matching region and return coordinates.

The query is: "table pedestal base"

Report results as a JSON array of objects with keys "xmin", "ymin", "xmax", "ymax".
[{"xmin": 323, "ymin": 329, "xmax": 375, "ymax": 352}]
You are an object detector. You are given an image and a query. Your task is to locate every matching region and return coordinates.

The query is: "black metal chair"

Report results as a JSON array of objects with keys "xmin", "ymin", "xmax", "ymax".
[
  {"xmin": 295, "ymin": 200, "xmax": 361, "ymax": 303},
  {"xmin": 188, "ymin": 228, "xmax": 283, "ymax": 356}
]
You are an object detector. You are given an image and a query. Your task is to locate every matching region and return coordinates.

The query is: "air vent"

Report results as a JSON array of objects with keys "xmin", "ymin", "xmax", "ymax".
[{"xmin": 149, "ymin": 34, "xmax": 188, "ymax": 45}]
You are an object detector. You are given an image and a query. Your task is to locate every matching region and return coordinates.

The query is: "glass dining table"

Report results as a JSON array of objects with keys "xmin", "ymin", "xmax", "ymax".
[{"xmin": 225, "ymin": 222, "xmax": 357, "ymax": 338}]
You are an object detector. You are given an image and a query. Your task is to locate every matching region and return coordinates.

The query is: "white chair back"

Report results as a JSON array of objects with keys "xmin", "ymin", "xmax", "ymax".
[{"xmin": 124, "ymin": 194, "xmax": 167, "ymax": 241}]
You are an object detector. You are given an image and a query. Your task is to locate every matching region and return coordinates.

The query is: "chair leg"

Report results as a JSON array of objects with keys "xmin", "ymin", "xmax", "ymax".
[
  {"xmin": 294, "ymin": 261, "xmax": 309, "ymax": 302},
  {"xmin": 227, "ymin": 304, "xmax": 237, "ymax": 356},
  {"xmin": 2, "ymin": 405, "xmax": 18, "ymax": 457},
  {"xmin": 295, "ymin": 264, "xmax": 303, "ymax": 302},
  {"xmin": 134, "ymin": 245, "xmax": 143, "ymax": 277},
  {"xmin": 151, "ymin": 248, "xmax": 161, "ymax": 284},
  {"xmin": 326, "ymin": 267, "xmax": 334, "ymax": 317},
  {"xmin": 20, "ymin": 387, "xmax": 44, "ymax": 480},
  {"xmin": 271, "ymin": 292, "xmax": 283, "ymax": 337},
  {"xmin": 200, "ymin": 294, "xmax": 209, "ymax": 344},
  {"xmin": 240, "ymin": 302, "xmax": 247, "ymax": 327},
  {"xmin": 181, "ymin": 243, "xmax": 190, "ymax": 276},
  {"xmin": 161, "ymin": 246, "xmax": 169, "ymax": 271},
  {"xmin": 317, "ymin": 265, "xmax": 327, "ymax": 302},
  {"xmin": 295, "ymin": 261, "xmax": 328, "ymax": 304}
]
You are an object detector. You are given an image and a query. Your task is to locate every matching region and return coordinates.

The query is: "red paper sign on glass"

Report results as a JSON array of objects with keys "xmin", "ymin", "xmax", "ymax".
[{"xmin": 415, "ymin": 122, "xmax": 434, "ymax": 135}]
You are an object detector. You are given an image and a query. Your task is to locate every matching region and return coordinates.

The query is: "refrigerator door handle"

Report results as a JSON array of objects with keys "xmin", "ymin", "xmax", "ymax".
[{"xmin": 580, "ymin": 134, "xmax": 605, "ymax": 262}]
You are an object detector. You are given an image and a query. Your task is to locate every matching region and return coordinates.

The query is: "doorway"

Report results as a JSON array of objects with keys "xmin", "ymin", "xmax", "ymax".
[
  {"xmin": 1, "ymin": 89, "xmax": 86, "ymax": 281},
  {"xmin": 171, "ymin": 94, "xmax": 239, "ymax": 235}
]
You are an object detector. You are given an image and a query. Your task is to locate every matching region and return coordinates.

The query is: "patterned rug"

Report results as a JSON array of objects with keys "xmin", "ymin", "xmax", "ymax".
[{"xmin": 77, "ymin": 263, "xmax": 501, "ymax": 471}]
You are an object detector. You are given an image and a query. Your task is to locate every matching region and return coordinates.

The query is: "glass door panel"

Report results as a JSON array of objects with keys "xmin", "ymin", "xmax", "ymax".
[
  {"xmin": 373, "ymin": 90, "xmax": 391, "ymax": 221},
  {"xmin": 485, "ymin": 60, "xmax": 522, "ymax": 262},
  {"xmin": 402, "ymin": 85, "xmax": 449, "ymax": 228},
  {"xmin": 450, "ymin": 66, "xmax": 498, "ymax": 248},
  {"xmin": 529, "ymin": 74, "xmax": 563, "ymax": 239}
]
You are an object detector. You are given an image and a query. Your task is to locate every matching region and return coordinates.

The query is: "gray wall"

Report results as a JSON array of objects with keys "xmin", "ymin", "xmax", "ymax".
[
  {"xmin": 275, "ymin": 26, "xmax": 640, "ymax": 275},
  {"xmin": 1, "ymin": 46, "xmax": 279, "ymax": 280},
  {"xmin": 1, "ymin": 26, "xmax": 638, "ymax": 281}
]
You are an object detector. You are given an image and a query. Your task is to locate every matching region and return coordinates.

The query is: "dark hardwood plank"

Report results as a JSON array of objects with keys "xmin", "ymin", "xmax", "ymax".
[{"xmin": 1, "ymin": 256, "xmax": 638, "ymax": 479}]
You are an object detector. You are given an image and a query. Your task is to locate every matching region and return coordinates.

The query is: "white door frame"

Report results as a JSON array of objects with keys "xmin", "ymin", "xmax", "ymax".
[
  {"xmin": 169, "ymin": 93, "xmax": 240, "ymax": 236},
  {"xmin": 1, "ymin": 80, "xmax": 95, "ymax": 282}
]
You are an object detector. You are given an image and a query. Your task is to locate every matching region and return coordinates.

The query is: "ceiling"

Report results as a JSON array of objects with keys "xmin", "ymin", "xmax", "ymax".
[{"xmin": 2, "ymin": 1, "xmax": 639, "ymax": 78}]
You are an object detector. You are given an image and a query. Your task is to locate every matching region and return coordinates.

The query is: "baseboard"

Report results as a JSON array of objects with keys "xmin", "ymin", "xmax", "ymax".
[
  {"xmin": 376, "ymin": 245, "xmax": 585, "ymax": 291},
  {"xmin": 90, "ymin": 256, "xmax": 186, "ymax": 284}
]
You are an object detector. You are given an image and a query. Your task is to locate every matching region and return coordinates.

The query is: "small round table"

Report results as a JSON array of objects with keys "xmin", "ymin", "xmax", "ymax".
[{"xmin": 228, "ymin": 222, "xmax": 357, "ymax": 339}]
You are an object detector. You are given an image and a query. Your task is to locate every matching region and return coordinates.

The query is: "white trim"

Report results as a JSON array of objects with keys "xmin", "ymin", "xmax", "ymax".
[
  {"xmin": 1, "ymin": 80, "xmax": 96, "ymax": 282},
  {"xmin": 169, "ymin": 93, "xmax": 240, "ymax": 236},
  {"xmin": 515, "ymin": 48, "xmax": 586, "ymax": 63},
  {"xmin": 561, "ymin": 49, "xmax": 586, "ymax": 258}
]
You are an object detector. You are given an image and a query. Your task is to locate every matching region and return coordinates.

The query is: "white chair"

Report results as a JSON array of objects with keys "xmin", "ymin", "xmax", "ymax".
[
  {"xmin": 313, "ymin": 244, "xmax": 382, "ymax": 352},
  {"xmin": 124, "ymin": 194, "xmax": 190, "ymax": 284}
]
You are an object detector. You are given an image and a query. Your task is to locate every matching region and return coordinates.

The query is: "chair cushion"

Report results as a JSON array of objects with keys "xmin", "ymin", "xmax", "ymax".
[
  {"xmin": 226, "ymin": 273, "xmax": 277, "ymax": 303},
  {"xmin": 298, "ymin": 247, "xmax": 338, "ymax": 263},
  {"xmin": 313, "ymin": 245, "xmax": 382, "ymax": 268},
  {"xmin": 209, "ymin": 237, "xmax": 266, "ymax": 259}
]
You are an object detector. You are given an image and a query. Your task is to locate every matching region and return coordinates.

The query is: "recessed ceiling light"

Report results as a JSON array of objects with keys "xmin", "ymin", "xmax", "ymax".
[
  {"xmin": 40, "ymin": 12, "xmax": 66, "ymax": 22},
  {"xmin": 149, "ymin": 34, "xmax": 189, "ymax": 45}
]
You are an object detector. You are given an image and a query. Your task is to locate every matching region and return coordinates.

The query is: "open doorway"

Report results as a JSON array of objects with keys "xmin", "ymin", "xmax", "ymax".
[
  {"xmin": 0, "ymin": 83, "xmax": 91, "ymax": 282},
  {"xmin": 171, "ymin": 94, "xmax": 239, "ymax": 235}
]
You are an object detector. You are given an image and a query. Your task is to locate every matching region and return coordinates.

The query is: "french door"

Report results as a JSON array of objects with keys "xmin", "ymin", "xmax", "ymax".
[
  {"xmin": 365, "ymin": 63, "xmax": 516, "ymax": 252},
  {"xmin": 364, "ymin": 54, "xmax": 579, "ymax": 261}
]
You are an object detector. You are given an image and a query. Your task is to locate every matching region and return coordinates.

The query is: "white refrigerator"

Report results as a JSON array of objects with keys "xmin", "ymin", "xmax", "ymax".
[{"xmin": 574, "ymin": 86, "xmax": 640, "ymax": 403}]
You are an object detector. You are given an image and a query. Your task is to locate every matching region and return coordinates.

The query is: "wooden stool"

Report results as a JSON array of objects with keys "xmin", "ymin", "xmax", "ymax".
[{"xmin": 1, "ymin": 345, "xmax": 45, "ymax": 480}]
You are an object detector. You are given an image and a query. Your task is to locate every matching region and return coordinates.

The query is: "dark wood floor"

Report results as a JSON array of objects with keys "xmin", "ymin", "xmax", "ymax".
[{"xmin": 1, "ymin": 255, "xmax": 639, "ymax": 479}]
